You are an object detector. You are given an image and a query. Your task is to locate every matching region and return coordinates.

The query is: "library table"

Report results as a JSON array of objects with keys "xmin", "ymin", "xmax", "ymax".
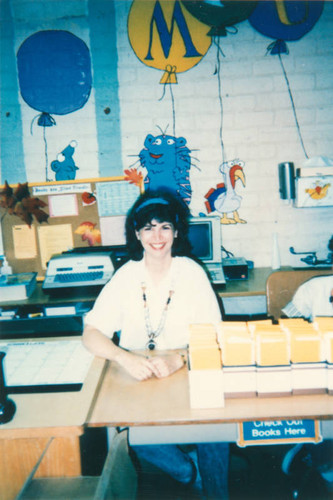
[
  {"xmin": 88, "ymin": 356, "xmax": 333, "ymax": 445},
  {"xmin": 0, "ymin": 338, "xmax": 105, "ymax": 500}
]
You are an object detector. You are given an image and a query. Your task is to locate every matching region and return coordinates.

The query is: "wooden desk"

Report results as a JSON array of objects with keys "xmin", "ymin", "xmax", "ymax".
[
  {"xmin": 88, "ymin": 359, "xmax": 333, "ymax": 444},
  {"xmin": 0, "ymin": 267, "xmax": 275, "ymax": 308},
  {"xmin": 216, "ymin": 267, "xmax": 292, "ymax": 317},
  {"xmin": 0, "ymin": 338, "xmax": 106, "ymax": 500}
]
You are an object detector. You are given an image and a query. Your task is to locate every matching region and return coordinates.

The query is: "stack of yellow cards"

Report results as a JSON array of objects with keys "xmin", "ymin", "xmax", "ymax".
[
  {"xmin": 219, "ymin": 322, "xmax": 256, "ymax": 397},
  {"xmin": 246, "ymin": 319, "xmax": 274, "ymax": 335},
  {"xmin": 283, "ymin": 321, "xmax": 326, "ymax": 394},
  {"xmin": 188, "ymin": 324, "xmax": 222, "ymax": 370},
  {"xmin": 256, "ymin": 331, "xmax": 290, "ymax": 367},
  {"xmin": 279, "ymin": 318, "xmax": 311, "ymax": 330},
  {"xmin": 188, "ymin": 324, "xmax": 224, "ymax": 409},
  {"xmin": 314, "ymin": 317, "xmax": 333, "ymax": 394},
  {"xmin": 313, "ymin": 316, "xmax": 333, "ymax": 333},
  {"xmin": 255, "ymin": 330, "xmax": 291, "ymax": 397},
  {"xmin": 221, "ymin": 330, "xmax": 254, "ymax": 367}
]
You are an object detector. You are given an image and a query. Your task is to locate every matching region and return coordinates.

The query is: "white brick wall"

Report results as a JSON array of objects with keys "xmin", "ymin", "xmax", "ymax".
[
  {"xmin": 115, "ymin": 0, "xmax": 333, "ymax": 268},
  {"xmin": 1, "ymin": 0, "xmax": 332, "ymax": 269}
]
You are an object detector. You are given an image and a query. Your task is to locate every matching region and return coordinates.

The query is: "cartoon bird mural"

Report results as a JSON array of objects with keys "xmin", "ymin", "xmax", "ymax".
[{"xmin": 204, "ymin": 160, "xmax": 246, "ymax": 224}]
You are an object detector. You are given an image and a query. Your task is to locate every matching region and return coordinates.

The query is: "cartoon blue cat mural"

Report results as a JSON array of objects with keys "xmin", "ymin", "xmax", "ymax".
[{"xmin": 139, "ymin": 133, "xmax": 195, "ymax": 204}]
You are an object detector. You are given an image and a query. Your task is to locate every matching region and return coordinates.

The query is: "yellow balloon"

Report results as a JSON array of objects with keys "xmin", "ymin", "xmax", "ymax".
[{"xmin": 128, "ymin": 0, "xmax": 212, "ymax": 83}]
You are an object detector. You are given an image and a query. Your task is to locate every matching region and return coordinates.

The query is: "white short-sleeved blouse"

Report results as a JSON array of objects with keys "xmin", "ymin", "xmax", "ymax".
[{"xmin": 84, "ymin": 256, "xmax": 222, "ymax": 350}]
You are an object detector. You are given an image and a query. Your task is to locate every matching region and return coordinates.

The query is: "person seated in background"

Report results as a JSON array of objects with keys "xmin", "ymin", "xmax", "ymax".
[
  {"xmin": 82, "ymin": 188, "xmax": 229, "ymax": 499},
  {"xmin": 281, "ymin": 235, "xmax": 333, "ymax": 322},
  {"xmin": 281, "ymin": 235, "xmax": 333, "ymax": 497}
]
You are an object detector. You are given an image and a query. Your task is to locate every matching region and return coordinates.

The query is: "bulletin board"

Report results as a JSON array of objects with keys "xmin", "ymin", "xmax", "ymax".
[{"xmin": 0, "ymin": 176, "xmax": 142, "ymax": 279}]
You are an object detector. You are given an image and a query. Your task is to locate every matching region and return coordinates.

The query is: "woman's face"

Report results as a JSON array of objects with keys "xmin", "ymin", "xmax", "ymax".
[{"xmin": 136, "ymin": 219, "xmax": 177, "ymax": 260}]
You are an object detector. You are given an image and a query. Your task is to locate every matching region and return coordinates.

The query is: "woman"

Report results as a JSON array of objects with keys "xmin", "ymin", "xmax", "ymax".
[{"xmin": 83, "ymin": 189, "xmax": 229, "ymax": 499}]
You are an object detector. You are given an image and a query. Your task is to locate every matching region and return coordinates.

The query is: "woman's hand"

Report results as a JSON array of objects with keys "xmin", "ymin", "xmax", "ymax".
[
  {"xmin": 115, "ymin": 350, "xmax": 156, "ymax": 381},
  {"xmin": 147, "ymin": 353, "xmax": 185, "ymax": 379}
]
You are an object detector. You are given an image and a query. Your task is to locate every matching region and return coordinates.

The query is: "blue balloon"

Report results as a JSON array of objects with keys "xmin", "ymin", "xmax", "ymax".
[
  {"xmin": 17, "ymin": 30, "xmax": 92, "ymax": 115},
  {"xmin": 249, "ymin": 1, "xmax": 324, "ymax": 43}
]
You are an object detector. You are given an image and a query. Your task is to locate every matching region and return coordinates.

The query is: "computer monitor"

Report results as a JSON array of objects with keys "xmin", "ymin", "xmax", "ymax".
[{"xmin": 188, "ymin": 216, "xmax": 222, "ymax": 265}]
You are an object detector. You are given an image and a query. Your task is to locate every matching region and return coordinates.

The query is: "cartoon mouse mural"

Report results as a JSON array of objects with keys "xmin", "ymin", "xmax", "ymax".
[
  {"xmin": 51, "ymin": 140, "xmax": 79, "ymax": 181},
  {"xmin": 139, "ymin": 132, "xmax": 196, "ymax": 204}
]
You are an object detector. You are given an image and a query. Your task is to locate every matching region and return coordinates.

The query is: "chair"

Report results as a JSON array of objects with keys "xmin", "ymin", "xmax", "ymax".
[
  {"xmin": 266, "ymin": 268, "xmax": 333, "ymax": 498},
  {"xmin": 266, "ymin": 268, "xmax": 333, "ymax": 322},
  {"xmin": 17, "ymin": 429, "xmax": 138, "ymax": 500}
]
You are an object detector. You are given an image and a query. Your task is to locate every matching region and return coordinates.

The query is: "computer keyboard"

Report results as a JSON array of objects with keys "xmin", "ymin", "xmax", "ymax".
[
  {"xmin": 54, "ymin": 271, "xmax": 104, "ymax": 282},
  {"xmin": 0, "ymin": 340, "xmax": 94, "ymax": 393}
]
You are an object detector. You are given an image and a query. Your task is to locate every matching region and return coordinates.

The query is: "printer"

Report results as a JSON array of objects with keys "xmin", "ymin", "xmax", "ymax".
[{"xmin": 42, "ymin": 252, "xmax": 114, "ymax": 294}]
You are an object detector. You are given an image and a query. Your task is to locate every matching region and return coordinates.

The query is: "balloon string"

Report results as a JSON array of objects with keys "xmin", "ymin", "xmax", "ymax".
[
  {"xmin": 159, "ymin": 84, "xmax": 176, "ymax": 137},
  {"xmin": 159, "ymin": 65, "xmax": 176, "ymax": 101},
  {"xmin": 159, "ymin": 65, "xmax": 176, "ymax": 138},
  {"xmin": 278, "ymin": 53, "xmax": 309, "ymax": 159},
  {"xmin": 43, "ymin": 127, "xmax": 51, "ymax": 182},
  {"xmin": 214, "ymin": 37, "xmax": 226, "ymax": 166},
  {"xmin": 169, "ymin": 84, "xmax": 176, "ymax": 138},
  {"xmin": 30, "ymin": 114, "xmax": 39, "ymax": 135}
]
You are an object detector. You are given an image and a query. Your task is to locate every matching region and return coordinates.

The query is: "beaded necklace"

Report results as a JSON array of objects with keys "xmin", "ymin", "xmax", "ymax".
[{"xmin": 141, "ymin": 282, "xmax": 174, "ymax": 350}]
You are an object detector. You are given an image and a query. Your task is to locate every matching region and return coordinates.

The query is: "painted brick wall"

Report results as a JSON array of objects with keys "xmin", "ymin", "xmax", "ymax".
[
  {"xmin": 115, "ymin": 0, "xmax": 333, "ymax": 268},
  {"xmin": 0, "ymin": 0, "xmax": 332, "ymax": 269}
]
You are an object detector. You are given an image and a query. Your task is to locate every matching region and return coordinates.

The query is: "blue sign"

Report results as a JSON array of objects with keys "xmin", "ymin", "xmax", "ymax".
[{"xmin": 238, "ymin": 419, "xmax": 322, "ymax": 447}]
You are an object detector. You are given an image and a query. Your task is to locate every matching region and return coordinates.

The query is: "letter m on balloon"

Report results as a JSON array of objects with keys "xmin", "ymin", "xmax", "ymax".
[{"xmin": 145, "ymin": 0, "xmax": 202, "ymax": 60}]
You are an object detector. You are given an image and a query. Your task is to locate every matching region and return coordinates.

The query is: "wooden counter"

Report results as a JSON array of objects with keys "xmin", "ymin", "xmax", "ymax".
[
  {"xmin": 88, "ymin": 358, "xmax": 333, "ymax": 429},
  {"xmin": 0, "ymin": 337, "xmax": 106, "ymax": 500}
]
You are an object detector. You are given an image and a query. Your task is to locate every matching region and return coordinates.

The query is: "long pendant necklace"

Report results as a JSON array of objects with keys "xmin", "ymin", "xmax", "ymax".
[{"xmin": 141, "ymin": 282, "xmax": 174, "ymax": 350}]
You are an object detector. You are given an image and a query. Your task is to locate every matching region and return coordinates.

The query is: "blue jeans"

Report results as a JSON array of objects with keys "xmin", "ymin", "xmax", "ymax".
[{"xmin": 132, "ymin": 442, "xmax": 229, "ymax": 499}]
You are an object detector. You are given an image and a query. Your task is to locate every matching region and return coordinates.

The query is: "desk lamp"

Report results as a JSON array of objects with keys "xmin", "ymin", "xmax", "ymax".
[{"xmin": 0, "ymin": 351, "xmax": 16, "ymax": 424}]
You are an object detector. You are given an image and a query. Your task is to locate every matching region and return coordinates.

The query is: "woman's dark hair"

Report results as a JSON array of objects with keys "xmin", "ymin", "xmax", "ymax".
[
  {"xmin": 125, "ymin": 188, "xmax": 192, "ymax": 260},
  {"xmin": 328, "ymin": 235, "xmax": 333, "ymax": 253}
]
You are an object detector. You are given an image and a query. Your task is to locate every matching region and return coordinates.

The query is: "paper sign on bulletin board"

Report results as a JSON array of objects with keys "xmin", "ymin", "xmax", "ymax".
[
  {"xmin": 237, "ymin": 419, "xmax": 322, "ymax": 447},
  {"xmin": 12, "ymin": 225, "xmax": 37, "ymax": 259},
  {"xmin": 0, "ymin": 176, "xmax": 142, "ymax": 278}
]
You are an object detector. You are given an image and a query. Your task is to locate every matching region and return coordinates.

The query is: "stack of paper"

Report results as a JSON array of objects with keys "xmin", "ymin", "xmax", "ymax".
[
  {"xmin": 246, "ymin": 319, "xmax": 273, "ymax": 335},
  {"xmin": 283, "ymin": 322, "xmax": 326, "ymax": 394},
  {"xmin": 219, "ymin": 323, "xmax": 256, "ymax": 397},
  {"xmin": 289, "ymin": 331, "xmax": 322, "ymax": 364},
  {"xmin": 256, "ymin": 332, "xmax": 290, "ymax": 366},
  {"xmin": 251, "ymin": 324, "xmax": 285, "ymax": 338},
  {"xmin": 188, "ymin": 323, "xmax": 222, "ymax": 370},
  {"xmin": 313, "ymin": 317, "xmax": 333, "ymax": 333},
  {"xmin": 221, "ymin": 330, "xmax": 254, "ymax": 367},
  {"xmin": 314, "ymin": 317, "xmax": 333, "ymax": 394},
  {"xmin": 188, "ymin": 323, "xmax": 224, "ymax": 409},
  {"xmin": 255, "ymin": 330, "xmax": 291, "ymax": 397}
]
